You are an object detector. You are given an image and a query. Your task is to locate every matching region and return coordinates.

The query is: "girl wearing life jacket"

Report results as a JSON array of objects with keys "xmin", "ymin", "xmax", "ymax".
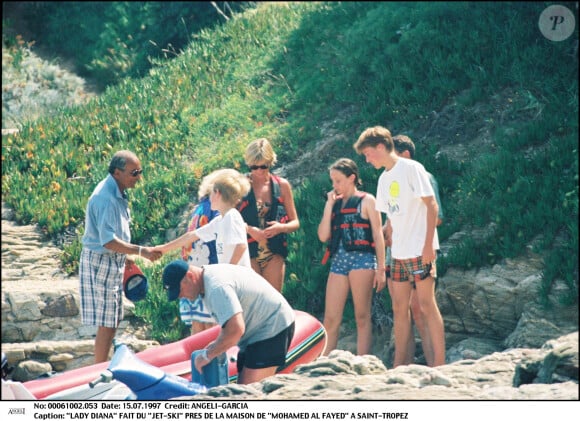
[
  {"xmin": 317, "ymin": 158, "xmax": 386, "ymax": 356},
  {"xmin": 238, "ymin": 138, "xmax": 300, "ymax": 292}
]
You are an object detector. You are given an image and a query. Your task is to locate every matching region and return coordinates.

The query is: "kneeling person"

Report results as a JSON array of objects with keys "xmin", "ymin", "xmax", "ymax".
[{"xmin": 162, "ymin": 261, "xmax": 295, "ymax": 384}]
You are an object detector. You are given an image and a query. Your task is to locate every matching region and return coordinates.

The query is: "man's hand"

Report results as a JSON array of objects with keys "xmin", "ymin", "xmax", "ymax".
[
  {"xmin": 194, "ymin": 349, "xmax": 211, "ymax": 373},
  {"xmin": 141, "ymin": 246, "xmax": 162, "ymax": 262}
]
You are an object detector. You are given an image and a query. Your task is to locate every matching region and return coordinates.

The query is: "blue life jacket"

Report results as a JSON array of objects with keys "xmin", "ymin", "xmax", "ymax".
[{"xmin": 181, "ymin": 196, "xmax": 219, "ymax": 265}]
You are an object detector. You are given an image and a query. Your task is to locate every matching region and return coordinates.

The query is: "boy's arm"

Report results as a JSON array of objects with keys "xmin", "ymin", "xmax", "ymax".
[
  {"xmin": 421, "ymin": 195, "xmax": 439, "ymax": 263},
  {"xmin": 365, "ymin": 195, "xmax": 386, "ymax": 291},
  {"xmin": 229, "ymin": 243, "xmax": 247, "ymax": 265},
  {"xmin": 155, "ymin": 231, "xmax": 199, "ymax": 254}
]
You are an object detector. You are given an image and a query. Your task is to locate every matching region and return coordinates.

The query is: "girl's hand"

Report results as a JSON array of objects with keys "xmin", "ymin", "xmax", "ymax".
[
  {"xmin": 374, "ymin": 269, "xmax": 387, "ymax": 292},
  {"xmin": 326, "ymin": 190, "xmax": 341, "ymax": 205}
]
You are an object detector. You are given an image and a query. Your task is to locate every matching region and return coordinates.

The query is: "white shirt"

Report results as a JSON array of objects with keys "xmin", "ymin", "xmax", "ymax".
[
  {"xmin": 376, "ymin": 157, "xmax": 439, "ymax": 259},
  {"xmin": 195, "ymin": 208, "xmax": 251, "ymax": 267}
]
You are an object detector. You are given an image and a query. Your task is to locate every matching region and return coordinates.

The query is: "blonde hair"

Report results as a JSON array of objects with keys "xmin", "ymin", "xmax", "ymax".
[
  {"xmin": 204, "ymin": 168, "xmax": 251, "ymax": 206},
  {"xmin": 197, "ymin": 171, "xmax": 217, "ymax": 199},
  {"xmin": 244, "ymin": 138, "xmax": 277, "ymax": 167}
]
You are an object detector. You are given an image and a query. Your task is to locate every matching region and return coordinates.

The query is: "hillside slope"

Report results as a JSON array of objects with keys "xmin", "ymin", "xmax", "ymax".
[{"xmin": 2, "ymin": 2, "xmax": 577, "ymax": 334}]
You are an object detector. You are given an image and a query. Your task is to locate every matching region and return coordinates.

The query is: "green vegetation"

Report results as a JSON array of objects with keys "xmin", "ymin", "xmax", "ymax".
[
  {"xmin": 2, "ymin": 2, "xmax": 577, "ymax": 343},
  {"xmin": 9, "ymin": 1, "xmax": 251, "ymax": 90}
]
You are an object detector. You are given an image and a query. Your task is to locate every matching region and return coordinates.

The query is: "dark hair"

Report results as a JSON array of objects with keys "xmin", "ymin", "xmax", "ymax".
[
  {"xmin": 108, "ymin": 150, "xmax": 137, "ymax": 175},
  {"xmin": 329, "ymin": 158, "xmax": 362, "ymax": 187},
  {"xmin": 392, "ymin": 134, "xmax": 416, "ymax": 159}
]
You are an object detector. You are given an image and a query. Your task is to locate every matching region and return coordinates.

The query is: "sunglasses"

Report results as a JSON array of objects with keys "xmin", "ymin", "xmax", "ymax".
[
  {"xmin": 130, "ymin": 169, "xmax": 143, "ymax": 177},
  {"xmin": 249, "ymin": 165, "xmax": 269, "ymax": 171}
]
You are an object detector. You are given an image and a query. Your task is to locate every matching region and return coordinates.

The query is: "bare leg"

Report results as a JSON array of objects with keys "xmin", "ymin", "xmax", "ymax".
[
  {"xmin": 260, "ymin": 254, "xmax": 285, "ymax": 293},
  {"xmin": 415, "ymin": 277, "xmax": 445, "ymax": 366},
  {"xmin": 410, "ymin": 289, "xmax": 433, "ymax": 365},
  {"xmin": 238, "ymin": 366, "xmax": 277, "ymax": 385},
  {"xmin": 390, "ymin": 280, "xmax": 413, "ymax": 367},
  {"xmin": 250, "ymin": 258, "xmax": 262, "ymax": 277},
  {"xmin": 387, "ymin": 278, "xmax": 414, "ymax": 364},
  {"xmin": 348, "ymin": 269, "xmax": 375, "ymax": 355},
  {"xmin": 322, "ymin": 272, "xmax": 350, "ymax": 356},
  {"xmin": 191, "ymin": 321, "xmax": 216, "ymax": 335},
  {"xmin": 411, "ymin": 290, "xmax": 433, "ymax": 366},
  {"xmin": 94, "ymin": 326, "xmax": 116, "ymax": 363}
]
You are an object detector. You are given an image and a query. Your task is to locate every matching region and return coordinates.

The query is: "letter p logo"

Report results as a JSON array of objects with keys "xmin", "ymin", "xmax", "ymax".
[
  {"xmin": 550, "ymin": 15, "xmax": 565, "ymax": 31},
  {"xmin": 539, "ymin": 5, "xmax": 576, "ymax": 41}
]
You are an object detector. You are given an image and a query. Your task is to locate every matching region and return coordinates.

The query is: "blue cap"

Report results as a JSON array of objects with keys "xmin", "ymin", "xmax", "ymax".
[
  {"xmin": 124, "ymin": 274, "xmax": 148, "ymax": 302},
  {"xmin": 162, "ymin": 260, "xmax": 189, "ymax": 301}
]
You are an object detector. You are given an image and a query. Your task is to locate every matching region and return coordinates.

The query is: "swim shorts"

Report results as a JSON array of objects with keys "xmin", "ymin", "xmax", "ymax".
[
  {"xmin": 330, "ymin": 244, "xmax": 376, "ymax": 275},
  {"xmin": 236, "ymin": 322, "xmax": 295, "ymax": 371}
]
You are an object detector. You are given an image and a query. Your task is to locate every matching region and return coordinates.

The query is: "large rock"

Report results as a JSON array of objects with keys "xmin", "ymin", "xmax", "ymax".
[
  {"xmin": 4, "ymin": 338, "xmax": 159, "ymax": 381},
  {"xmin": 187, "ymin": 332, "xmax": 578, "ymax": 400},
  {"xmin": 436, "ymin": 251, "xmax": 577, "ymax": 350},
  {"xmin": 41, "ymin": 294, "xmax": 78, "ymax": 317}
]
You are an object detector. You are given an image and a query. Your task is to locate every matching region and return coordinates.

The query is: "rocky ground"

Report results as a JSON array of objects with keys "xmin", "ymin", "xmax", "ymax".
[{"xmin": 187, "ymin": 334, "xmax": 578, "ymax": 400}]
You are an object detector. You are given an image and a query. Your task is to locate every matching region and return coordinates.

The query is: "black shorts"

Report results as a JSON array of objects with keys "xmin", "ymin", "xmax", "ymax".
[{"xmin": 236, "ymin": 322, "xmax": 295, "ymax": 371}]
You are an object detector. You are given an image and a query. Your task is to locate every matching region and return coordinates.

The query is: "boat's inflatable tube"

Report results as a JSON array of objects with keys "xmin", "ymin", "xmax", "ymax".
[{"xmin": 23, "ymin": 310, "xmax": 326, "ymax": 399}]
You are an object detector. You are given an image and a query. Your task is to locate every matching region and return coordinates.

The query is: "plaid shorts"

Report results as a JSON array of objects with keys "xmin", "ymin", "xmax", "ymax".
[
  {"xmin": 391, "ymin": 256, "xmax": 437, "ymax": 284},
  {"xmin": 79, "ymin": 249, "xmax": 125, "ymax": 328}
]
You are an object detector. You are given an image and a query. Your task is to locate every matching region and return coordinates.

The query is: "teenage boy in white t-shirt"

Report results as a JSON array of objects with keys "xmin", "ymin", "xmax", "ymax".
[{"xmin": 354, "ymin": 125, "xmax": 445, "ymax": 367}]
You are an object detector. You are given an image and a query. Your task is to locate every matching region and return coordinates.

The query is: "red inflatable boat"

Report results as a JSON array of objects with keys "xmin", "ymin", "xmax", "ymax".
[{"xmin": 22, "ymin": 310, "xmax": 326, "ymax": 399}]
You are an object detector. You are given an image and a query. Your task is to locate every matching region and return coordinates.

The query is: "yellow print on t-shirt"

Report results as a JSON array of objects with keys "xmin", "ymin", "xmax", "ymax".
[{"xmin": 388, "ymin": 181, "xmax": 400, "ymax": 215}]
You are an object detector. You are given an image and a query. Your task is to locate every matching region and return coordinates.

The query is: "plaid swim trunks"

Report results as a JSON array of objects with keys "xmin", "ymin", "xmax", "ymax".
[{"xmin": 391, "ymin": 256, "xmax": 437, "ymax": 283}]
